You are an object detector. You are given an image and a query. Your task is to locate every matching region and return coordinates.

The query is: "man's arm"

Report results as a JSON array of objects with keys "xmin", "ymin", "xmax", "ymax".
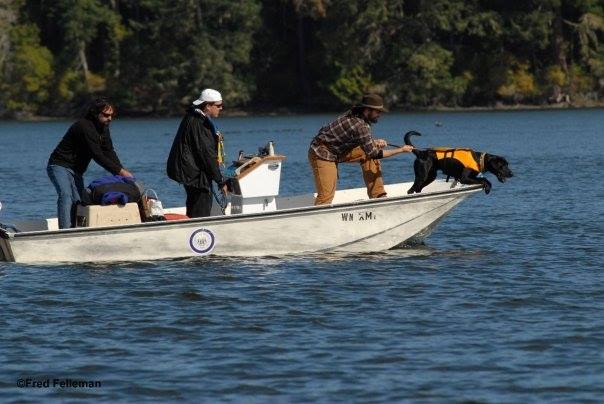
[
  {"xmin": 381, "ymin": 144, "xmax": 413, "ymax": 158},
  {"xmin": 81, "ymin": 124, "xmax": 125, "ymax": 175},
  {"xmin": 358, "ymin": 124, "xmax": 383, "ymax": 158},
  {"xmin": 103, "ymin": 146, "xmax": 133, "ymax": 177},
  {"xmin": 362, "ymin": 134, "xmax": 413, "ymax": 159}
]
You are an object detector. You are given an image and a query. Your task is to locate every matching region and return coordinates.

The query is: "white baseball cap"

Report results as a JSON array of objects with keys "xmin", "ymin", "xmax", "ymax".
[{"xmin": 192, "ymin": 88, "xmax": 222, "ymax": 105}]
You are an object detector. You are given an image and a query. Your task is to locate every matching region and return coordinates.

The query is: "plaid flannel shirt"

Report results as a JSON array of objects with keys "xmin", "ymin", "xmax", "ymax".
[{"xmin": 310, "ymin": 110, "xmax": 381, "ymax": 162}]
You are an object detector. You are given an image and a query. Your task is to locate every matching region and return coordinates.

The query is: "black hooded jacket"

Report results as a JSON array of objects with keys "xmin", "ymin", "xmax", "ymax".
[
  {"xmin": 166, "ymin": 107, "xmax": 224, "ymax": 190},
  {"xmin": 48, "ymin": 116, "xmax": 123, "ymax": 175}
]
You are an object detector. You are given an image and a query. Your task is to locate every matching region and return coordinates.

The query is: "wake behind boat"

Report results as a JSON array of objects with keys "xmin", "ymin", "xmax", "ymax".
[{"xmin": 0, "ymin": 148, "xmax": 482, "ymax": 264}]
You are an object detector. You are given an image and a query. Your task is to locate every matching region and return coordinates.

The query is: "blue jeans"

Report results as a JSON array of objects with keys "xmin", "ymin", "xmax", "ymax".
[{"xmin": 47, "ymin": 164, "xmax": 84, "ymax": 229}]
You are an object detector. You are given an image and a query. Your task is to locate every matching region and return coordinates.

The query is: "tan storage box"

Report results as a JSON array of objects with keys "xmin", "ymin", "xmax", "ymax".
[{"xmin": 76, "ymin": 203, "xmax": 141, "ymax": 228}]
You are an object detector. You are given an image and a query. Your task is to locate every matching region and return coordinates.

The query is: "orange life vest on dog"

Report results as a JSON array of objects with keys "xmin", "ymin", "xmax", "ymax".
[{"xmin": 433, "ymin": 148, "xmax": 481, "ymax": 172}]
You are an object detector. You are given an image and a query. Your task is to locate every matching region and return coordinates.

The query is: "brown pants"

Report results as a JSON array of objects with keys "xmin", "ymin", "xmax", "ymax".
[{"xmin": 308, "ymin": 147, "xmax": 386, "ymax": 205}]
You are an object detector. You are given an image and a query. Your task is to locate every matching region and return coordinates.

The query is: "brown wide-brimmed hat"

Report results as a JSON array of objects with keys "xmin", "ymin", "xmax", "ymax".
[{"xmin": 358, "ymin": 93, "xmax": 387, "ymax": 112}]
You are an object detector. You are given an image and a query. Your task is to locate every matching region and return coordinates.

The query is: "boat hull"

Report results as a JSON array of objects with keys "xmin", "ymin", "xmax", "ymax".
[{"xmin": 0, "ymin": 182, "xmax": 481, "ymax": 263}]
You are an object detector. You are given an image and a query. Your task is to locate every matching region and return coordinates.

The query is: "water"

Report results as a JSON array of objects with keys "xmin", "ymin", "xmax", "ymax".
[{"xmin": 1, "ymin": 109, "xmax": 603, "ymax": 402}]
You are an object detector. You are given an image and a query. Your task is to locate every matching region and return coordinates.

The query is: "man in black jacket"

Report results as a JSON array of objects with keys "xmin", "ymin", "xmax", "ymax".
[
  {"xmin": 47, "ymin": 97, "xmax": 133, "ymax": 228},
  {"xmin": 166, "ymin": 88, "xmax": 227, "ymax": 217}
]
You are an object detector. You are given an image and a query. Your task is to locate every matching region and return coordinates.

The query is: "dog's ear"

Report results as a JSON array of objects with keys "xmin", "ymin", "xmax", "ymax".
[{"xmin": 496, "ymin": 157, "xmax": 508, "ymax": 168}]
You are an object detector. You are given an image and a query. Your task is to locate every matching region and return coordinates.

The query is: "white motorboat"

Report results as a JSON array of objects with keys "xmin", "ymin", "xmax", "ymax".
[{"xmin": 0, "ymin": 151, "xmax": 482, "ymax": 264}]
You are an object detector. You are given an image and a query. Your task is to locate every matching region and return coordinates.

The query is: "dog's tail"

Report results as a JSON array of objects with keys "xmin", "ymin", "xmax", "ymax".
[
  {"xmin": 404, "ymin": 130, "xmax": 421, "ymax": 146},
  {"xmin": 404, "ymin": 131, "xmax": 423, "ymax": 157}
]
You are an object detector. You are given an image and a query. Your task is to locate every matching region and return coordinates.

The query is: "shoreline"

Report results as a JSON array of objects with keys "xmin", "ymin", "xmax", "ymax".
[{"xmin": 2, "ymin": 101, "xmax": 603, "ymax": 122}]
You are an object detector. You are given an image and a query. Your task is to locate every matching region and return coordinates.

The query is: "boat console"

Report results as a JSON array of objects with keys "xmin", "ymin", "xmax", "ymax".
[{"xmin": 225, "ymin": 142, "xmax": 285, "ymax": 215}]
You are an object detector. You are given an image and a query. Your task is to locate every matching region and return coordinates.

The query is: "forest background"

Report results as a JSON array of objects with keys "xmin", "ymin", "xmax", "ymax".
[{"xmin": 1, "ymin": 0, "xmax": 603, "ymax": 118}]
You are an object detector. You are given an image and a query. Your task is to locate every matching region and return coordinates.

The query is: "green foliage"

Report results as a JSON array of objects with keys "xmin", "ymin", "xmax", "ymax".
[
  {"xmin": 2, "ymin": 0, "xmax": 603, "ymax": 117},
  {"xmin": 1, "ymin": 23, "xmax": 53, "ymax": 115},
  {"xmin": 396, "ymin": 43, "xmax": 470, "ymax": 106},
  {"xmin": 57, "ymin": 69, "xmax": 87, "ymax": 100},
  {"xmin": 571, "ymin": 12, "xmax": 604, "ymax": 61},
  {"xmin": 546, "ymin": 66, "xmax": 567, "ymax": 87},
  {"xmin": 588, "ymin": 49, "xmax": 604, "ymax": 79},
  {"xmin": 568, "ymin": 64, "xmax": 593, "ymax": 95},
  {"xmin": 497, "ymin": 63, "xmax": 538, "ymax": 103},
  {"xmin": 328, "ymin": 65, "xmax": 374, "ymax": 105},
  {"xmin": 113, "ymin": 0, "xmax": 261, "ymax": 113}
]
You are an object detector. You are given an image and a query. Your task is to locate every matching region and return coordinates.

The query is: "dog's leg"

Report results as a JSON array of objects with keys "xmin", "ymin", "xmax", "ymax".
[
  {"xmin": 459, "ymin": 170, "xmax": 492, "ymax": 194},
  {"xmin": 408, "ymin": 159, "xmax": 434, "ymax": 194},
  {"xmin": 482, "ymin": 178, "xmax": 492, "ymax": 194},
  {"xmin": 421, "ymin": 170, "xmax": 437, "ymax": 192}
]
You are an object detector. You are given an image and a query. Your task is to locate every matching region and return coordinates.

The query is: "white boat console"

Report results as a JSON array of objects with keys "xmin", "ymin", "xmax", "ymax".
[{"xmin": 227, "ymin": 152, "xmax": 286, "ymax": 215}]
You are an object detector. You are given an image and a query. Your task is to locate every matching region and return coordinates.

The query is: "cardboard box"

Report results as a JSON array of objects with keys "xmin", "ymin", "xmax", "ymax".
[{"xmin": 76, "ymin": 203, "xmax": 141, "ymax": 227}]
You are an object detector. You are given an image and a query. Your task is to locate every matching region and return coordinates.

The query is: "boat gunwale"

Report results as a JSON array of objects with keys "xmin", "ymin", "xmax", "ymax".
[{"xmin": 2, "ymin": 184, "xmax": 482, "ymax": 240}]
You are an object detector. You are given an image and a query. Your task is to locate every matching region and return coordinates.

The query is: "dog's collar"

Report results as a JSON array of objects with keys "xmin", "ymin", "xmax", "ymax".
[{"xmin": 478, "ymin": 153, "xmax": 485, "ymax": 173}]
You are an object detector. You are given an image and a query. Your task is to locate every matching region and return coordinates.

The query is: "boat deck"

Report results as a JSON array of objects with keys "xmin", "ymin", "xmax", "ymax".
[{"xmin": 4, "ymin": 180, "xmax": 463, "ymax": 234}]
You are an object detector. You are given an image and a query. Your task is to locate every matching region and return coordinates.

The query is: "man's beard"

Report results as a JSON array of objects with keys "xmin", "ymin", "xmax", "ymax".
[{"xmin": 368, "ymin": 116, "xmax": 378, "ymax": 124}]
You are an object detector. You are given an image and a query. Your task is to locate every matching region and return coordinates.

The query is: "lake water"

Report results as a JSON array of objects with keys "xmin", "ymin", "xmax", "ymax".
[{"xmin": 1, "ymin": 109, "xmax": 603, "ymax": 402}]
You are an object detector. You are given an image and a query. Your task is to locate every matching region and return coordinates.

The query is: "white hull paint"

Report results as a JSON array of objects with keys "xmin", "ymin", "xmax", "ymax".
[{"xmin": 0, "ymin": 180, "xmax": 482, "ymax": 263}]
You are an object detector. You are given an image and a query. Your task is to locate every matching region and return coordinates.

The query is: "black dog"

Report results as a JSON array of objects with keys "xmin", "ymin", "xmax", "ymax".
[{"xmin": 404, "ymin": 131, "xmax": 513, "ymax": 194}]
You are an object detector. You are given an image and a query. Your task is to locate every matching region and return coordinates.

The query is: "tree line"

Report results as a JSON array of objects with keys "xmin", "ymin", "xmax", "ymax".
[{"xmin": 1, "ymin": 0, "xmax": 603, "ymax": 118}]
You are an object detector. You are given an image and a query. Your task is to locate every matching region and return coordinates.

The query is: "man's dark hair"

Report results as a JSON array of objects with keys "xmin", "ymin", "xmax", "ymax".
[
  {"xmin": 350, "ymin": 106, "xmax": 365, "ymax": 116},
  {"xmin": 85, "ymin": 97, "xmax": 114, "ymax": 119}
]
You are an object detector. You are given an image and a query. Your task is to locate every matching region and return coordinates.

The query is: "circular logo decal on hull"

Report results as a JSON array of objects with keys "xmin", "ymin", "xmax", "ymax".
[{"xmin": 189, "ymin": 228, "xmax": 216, "ymax": 255}]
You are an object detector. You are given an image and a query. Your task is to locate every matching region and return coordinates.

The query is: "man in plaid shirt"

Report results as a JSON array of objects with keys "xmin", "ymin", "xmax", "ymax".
[{"xmin": 308, "ymin": 94, "xmax": 413, "ymax": 205}]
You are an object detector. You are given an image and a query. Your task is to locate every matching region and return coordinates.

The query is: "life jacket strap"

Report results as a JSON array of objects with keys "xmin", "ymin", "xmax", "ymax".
[{"xmin": 478, "ymin": 152, "xmax": 485, "ymax": 173}]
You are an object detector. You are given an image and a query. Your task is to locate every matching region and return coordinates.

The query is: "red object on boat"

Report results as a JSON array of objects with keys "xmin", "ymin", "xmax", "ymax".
[{"xmin": 164, "ymin": 213, "xmax": 189, "ymax": 221}]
